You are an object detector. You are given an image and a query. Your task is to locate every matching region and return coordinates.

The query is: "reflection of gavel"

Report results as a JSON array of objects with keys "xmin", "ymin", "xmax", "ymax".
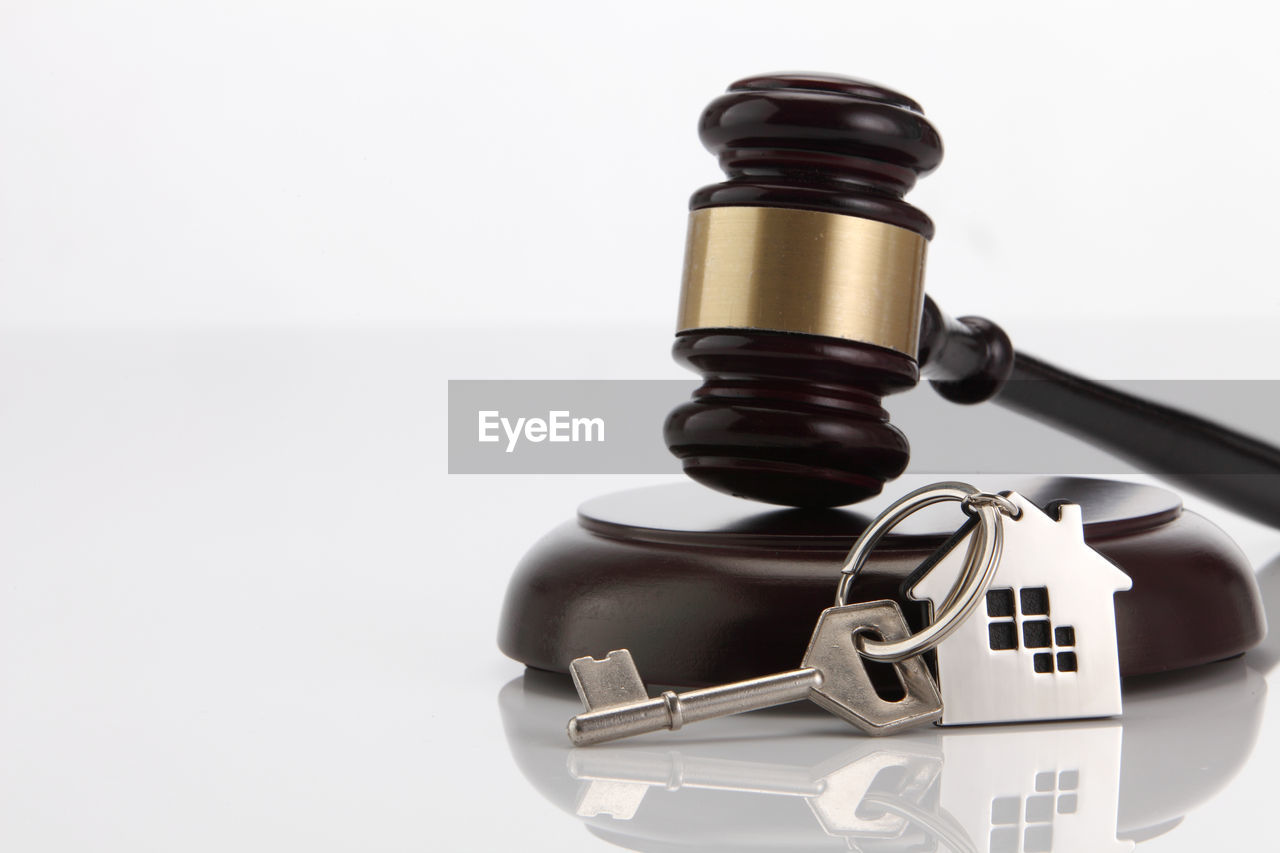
[{"xmin": 664, "ymin": 73, "xmax": 1280, "ymax": 526}]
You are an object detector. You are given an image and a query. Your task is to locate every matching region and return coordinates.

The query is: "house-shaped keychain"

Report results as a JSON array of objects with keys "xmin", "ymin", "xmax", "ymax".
[{"xmin": 909, "ymin": 492, "xmax": 1133, "ymax": 726}]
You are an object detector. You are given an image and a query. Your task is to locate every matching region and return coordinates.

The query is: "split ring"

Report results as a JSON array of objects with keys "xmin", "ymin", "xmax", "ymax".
[{"xmin": 835, "ymin": 482, "xmax": 1016, "ymax": 663}]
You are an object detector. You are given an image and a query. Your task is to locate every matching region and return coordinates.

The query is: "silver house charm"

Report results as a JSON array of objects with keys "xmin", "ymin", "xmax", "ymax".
[{"xmin": 909, "ymin": 492, "xmax": 1132, "ymax": 726}]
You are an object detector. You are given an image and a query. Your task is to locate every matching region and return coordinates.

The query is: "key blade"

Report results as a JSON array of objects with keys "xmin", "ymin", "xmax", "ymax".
[{"xmin": 570, "ymin": 649, "xmax": 648, "ymax": 712}]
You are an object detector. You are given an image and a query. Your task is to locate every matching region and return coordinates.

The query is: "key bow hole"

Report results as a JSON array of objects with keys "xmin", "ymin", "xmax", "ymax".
[{"xmin": 853, "ymin": 628, "xmax": 908, "ymax": 703}]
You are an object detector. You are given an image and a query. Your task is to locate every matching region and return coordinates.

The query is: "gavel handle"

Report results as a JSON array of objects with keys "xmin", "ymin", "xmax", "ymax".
[{"xmin": 919, "ymin": 298, "xmax": 1280, "ymax": 529}]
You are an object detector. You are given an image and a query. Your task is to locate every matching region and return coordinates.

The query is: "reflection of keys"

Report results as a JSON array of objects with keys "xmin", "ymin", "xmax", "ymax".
[
  {"xmin": 565, "ymin": 720, "xmax": 1136, "ymax": 852},
  {"xmin": 567, "ymin": 601, "xmax": 942, "ymax": 746},
  {"xmin": 569, "ymin": 750, "xmax": 821, "ymax": 821},
  {"xmin": 568, "ymin": 744, "xmax": 948, "ymax": 845},
  {"xmin": 808, "ymin": 747, "xmax": 944, "ymax": 842}
]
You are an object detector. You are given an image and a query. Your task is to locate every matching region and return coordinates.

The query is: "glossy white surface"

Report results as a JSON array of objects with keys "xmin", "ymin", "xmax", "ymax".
[{"xmin": 0, "ymin": 329, "xmax": 1276, "ymax": 851}]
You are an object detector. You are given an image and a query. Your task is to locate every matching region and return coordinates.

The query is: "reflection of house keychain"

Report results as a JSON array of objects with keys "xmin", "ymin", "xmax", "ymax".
[{"xmin": 566, "ymin": 482, "xmax": 1133, "ymax": 744}]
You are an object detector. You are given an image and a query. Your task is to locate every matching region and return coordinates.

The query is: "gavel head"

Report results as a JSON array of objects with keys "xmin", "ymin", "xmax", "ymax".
[{"xmin": 663, "ymin": 72, "xmax": 944, "ymax": 508}]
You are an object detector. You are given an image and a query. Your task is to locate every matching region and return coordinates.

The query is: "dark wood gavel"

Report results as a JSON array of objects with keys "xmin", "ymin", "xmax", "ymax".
[{"xmin": 664, "ymin": 72, "xmax": 1280, "ymax": 528}]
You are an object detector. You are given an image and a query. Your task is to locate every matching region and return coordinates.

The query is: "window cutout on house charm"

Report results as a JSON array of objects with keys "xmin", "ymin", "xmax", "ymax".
[
  {"xmin": 1020, "ymin": 586, "xmax": 1050, "ymax": 615},
  {"xmin": 989, "ymin": 621, "xmax": 1018, "ymax": 651},
  {"xmin": 986, "ymin": 588, "xmax": 1015, "ymax": 617},
  {"xmin": 1023, "ymin": 620, "xmax": 1051, "ymax": 648}
]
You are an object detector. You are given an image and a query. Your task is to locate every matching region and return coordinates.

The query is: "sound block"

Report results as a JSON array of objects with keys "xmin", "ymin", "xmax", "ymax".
[{"xmin": 498, "ymin": 476, "xmax": 1264, "ymax": 685}]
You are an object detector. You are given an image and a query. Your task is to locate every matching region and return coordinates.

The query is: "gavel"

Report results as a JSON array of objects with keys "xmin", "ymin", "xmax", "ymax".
[
  {"xmin": 498, "ymin": 71, "xmax": 1271, "ymax": 690},
  {"xmin": 664, "ymin": 72, "xmax": 1280, "ymax": 528}
]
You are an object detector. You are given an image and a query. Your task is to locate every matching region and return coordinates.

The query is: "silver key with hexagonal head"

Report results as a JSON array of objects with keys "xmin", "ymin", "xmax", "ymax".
[{"xmin": 566, "ymin": 600, "xmax": 942, "ymax": 746}]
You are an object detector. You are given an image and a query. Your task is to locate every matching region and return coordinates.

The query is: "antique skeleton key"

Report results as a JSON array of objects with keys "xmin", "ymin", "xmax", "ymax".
[{"xmin": 567, "ymin": 600, "xmax": 942, "ymax": 746}]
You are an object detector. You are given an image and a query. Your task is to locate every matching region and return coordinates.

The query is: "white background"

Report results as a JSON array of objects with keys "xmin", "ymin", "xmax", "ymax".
[
  {"xmin": 3, "ymin": 1, "xmax": 1279, "ymax": 335},
  {"xmin": 2, "ymin": 2, "xmax": 1279, "ymax": 851}
]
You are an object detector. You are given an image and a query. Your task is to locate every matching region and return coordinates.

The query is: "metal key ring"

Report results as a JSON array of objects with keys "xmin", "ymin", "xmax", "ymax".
[{"xmin": 835, "ymin": 482, "xmax": 1018, "ymax": 663}]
